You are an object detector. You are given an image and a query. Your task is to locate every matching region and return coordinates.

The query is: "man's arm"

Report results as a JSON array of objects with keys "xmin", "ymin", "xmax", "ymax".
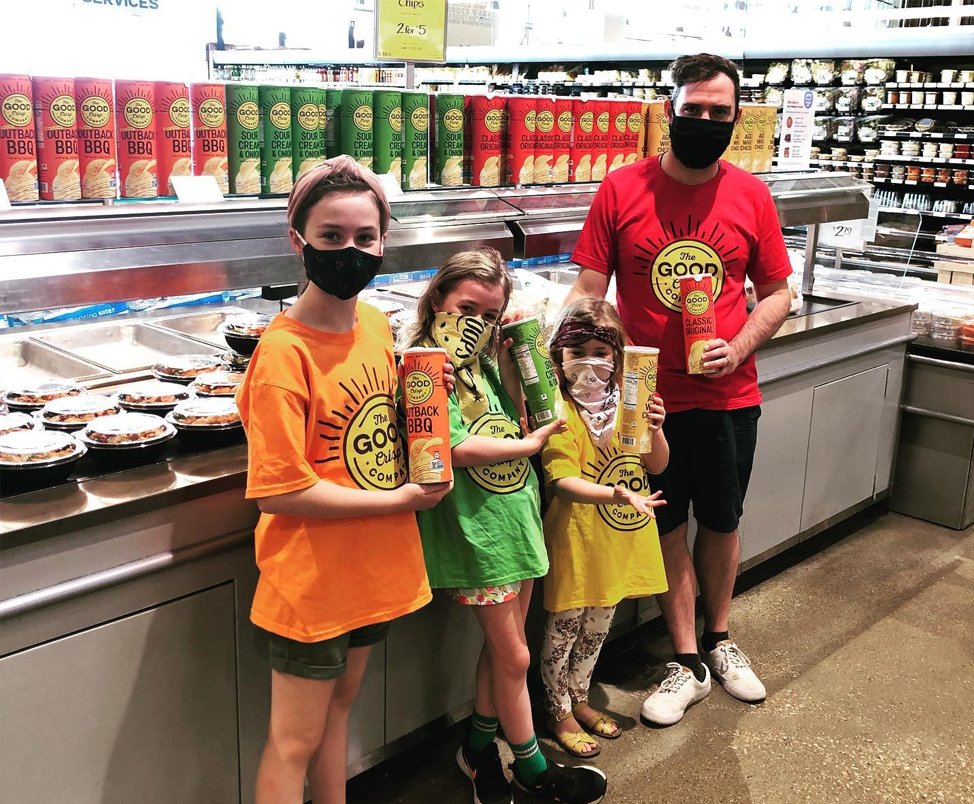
[
  {"xmin": 564, "ymin": 266, "xmax": 610, "ymax": 307},
  {"xmin": 703, "ymin": 279, "xmax": 791, "ymax": 378}
]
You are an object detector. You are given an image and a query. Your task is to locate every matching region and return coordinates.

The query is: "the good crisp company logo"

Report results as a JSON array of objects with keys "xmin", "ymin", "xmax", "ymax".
[
  {"xmin": 535, "ymin": 110, "xmax": 554, "ymax": 133},
  {"xmin": 316, "ymin": 364, "xmax": 405, "ymax": 491},
  {"xmin": 557, "ymin": 110, "xmax": 573, "ymax": 133},
  {"xmin": 353, "ymin": 104, "xmax": 373, "ymax": 131},
  {"xmin": 388, "ymin": 105, "xmax": 403, "ymax": 132},
  {"xmin": 685, "ymin": 289, "xmax": 711, "ymax": 316},
  {"xmin": 466, "ymin": 413, "xmax": 529, "ymax": 494},
  {"xmin": 2, "ymin": 93, "xmax": 32, "ymax": 127},
  {"xmin": 236, "ymin": 100, "xmax": 259, "ymax": 130},
  {"xmin": 628, "ymin": 111, "xmax": 643, "ymax": 133},
  {"xmin": 80, "ymin": 95, "xmax": 111, "ymax": 128},
  {"xmin": 443, "ymin": 107, "xmax": 463, "ymax": 133},
  {"xmin": 169, "ymin": 97, "xmax": 191, "ymax": 128},
  {"xmin": 596, "ymin": 111, "xmax": 610, "ymax": 133},
  {"xmin": 614, "ymin": 111, "xmax": 627, "ymax": 133},
  {"xmin": 297, "ymin": 102, "xmax": 318, "ymax": 131},
  {"xmin": 50, "ymin": 94, "xmax": 77, "ymax": 127},
  {"xmin": 199, "ymin": 98, "xmax": 225, "ymax": 128},
  {"xmin": 404, "ymin": 370, "xmax": 434, "ymax": 405},
  {"xmin": 578, "ymin": 111, "xmax": 594, "ymax": 134},
  {"xmin": 583, "ymin": 449, "xmax": 652, "ymax": 531},
  {"xmin": 123, "ymin": 97, "xmax": 153, "ymax": 129},
  {"xmin": 524, "ymin": 109, "xmax": 537, "ymax": 132},
  {"xmin": 269, "ymin": 101, "xmax": 291, "ymax": 130},
  {"xmin": 633, "ymin": 221, "xmax": 733, "ymax": 313},
  {"xmin": 411, "ymin": 106, "xmax": 429, "ymax": 131},
  {"xmin": 535, "ymin": 330, "xmax": 550, "ymax": 359},
  {"xmin": 484, "ymin": 108, "xmax": 504, "ymax": 133}
]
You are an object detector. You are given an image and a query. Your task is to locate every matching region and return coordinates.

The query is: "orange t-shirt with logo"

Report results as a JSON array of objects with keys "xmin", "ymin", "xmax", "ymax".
[{"xmin": 237, "ymin": 303, "xmax": 431, "ymax": 642}]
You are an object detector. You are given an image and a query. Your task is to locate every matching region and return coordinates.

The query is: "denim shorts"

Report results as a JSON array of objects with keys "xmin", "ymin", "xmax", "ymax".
[{"xmin": 264, "ymin": 621, "xmax": 390, "ymax": 680}]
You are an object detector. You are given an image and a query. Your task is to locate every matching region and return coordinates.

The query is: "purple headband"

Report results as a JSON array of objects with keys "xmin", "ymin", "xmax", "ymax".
[{"xmin": 552, "ymin": 321, "xmax": 617, "ymax": 349}]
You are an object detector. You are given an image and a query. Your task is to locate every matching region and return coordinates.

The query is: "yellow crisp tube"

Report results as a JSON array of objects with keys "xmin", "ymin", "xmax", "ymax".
[{"xmin": 619, "ymin": 346, "xmax": 659, "ymax": 454}]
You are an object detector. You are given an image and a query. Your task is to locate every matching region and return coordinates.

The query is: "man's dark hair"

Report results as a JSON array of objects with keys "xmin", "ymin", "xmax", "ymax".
[{"xmin": 669, "ymin": 53, "xmax": 741, "ymax": 113}]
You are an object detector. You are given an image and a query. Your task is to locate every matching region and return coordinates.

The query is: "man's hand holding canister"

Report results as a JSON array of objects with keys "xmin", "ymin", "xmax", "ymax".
[{"xmin": 701, "ymin": 338, "xmax": 742, "ymax": 378}]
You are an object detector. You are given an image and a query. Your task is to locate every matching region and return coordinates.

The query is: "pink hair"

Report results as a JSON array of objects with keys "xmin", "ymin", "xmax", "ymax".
[{"xmin": 286, "ymin": 155, "xmax": 392, "ymax": 236}]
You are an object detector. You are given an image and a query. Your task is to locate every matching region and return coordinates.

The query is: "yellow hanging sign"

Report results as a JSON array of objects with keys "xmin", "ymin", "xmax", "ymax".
[{"xmin": 376, "ymin": 0, "xmax": 448, "ymax": 63}]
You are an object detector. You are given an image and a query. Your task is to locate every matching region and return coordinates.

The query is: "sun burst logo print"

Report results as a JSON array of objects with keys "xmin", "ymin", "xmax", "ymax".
[
  {"xmin": 632, "ymin": 215, "xmax": 742, "ymax": 313},
  {"xmin": 316, "ymin": 363, "xmax": 407, "ymax": 491},
  {"xmin": 583, "ymin": 445, "xmax": 653, "ymax": 531}
]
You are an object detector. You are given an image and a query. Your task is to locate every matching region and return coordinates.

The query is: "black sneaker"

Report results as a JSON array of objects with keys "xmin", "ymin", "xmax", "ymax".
[
  {"xmin": 511, "ymin": 760, "xmax": 608, "ymax": 804},
  {"xmin": 456, "ymin": 742, "xmax": 514, "ymax": 804}
]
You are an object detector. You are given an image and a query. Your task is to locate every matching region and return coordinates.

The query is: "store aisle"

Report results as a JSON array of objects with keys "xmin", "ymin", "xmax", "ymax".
[{"xmin": 349, "ymin": 512, "xmax": 974, "ymax": 804}]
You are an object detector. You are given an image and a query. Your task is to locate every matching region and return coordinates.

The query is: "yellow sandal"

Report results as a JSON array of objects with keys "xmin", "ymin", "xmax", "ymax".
[
  {"xmin": 573, "ymin": 707, "xmax": 621, "ymax": 740},
  {"xmin": 547, "ymin": 716, "xmax": 601, "ymax": 758}
]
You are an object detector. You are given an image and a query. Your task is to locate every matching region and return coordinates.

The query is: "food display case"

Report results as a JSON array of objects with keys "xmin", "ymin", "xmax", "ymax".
[{"xmin": 0, "ymin": 173, "xmax": 918, "ymax": 804}]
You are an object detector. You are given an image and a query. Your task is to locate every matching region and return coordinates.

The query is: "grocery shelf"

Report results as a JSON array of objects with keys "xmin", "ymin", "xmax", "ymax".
[
  {"xmin": 884, "ymin": 81, "xmax": 974, "ymax": 90},
  {"xmin": 879, "ymin": 131, "xmax": 973, "ymax": 141},
  {"xmin": 874, "ymin": 155, "xmax": 974, "ymax": 165},
  {"xmin": 873, "ymin": 177, "xmax": 974, "ymax": 190},
  {"xmin": 210, "ymin": 49, "xmax": 404, "ymax": 67},
  {"xmin": 878, "ymin": 207, "xmax": 973, "ymax": 219}
]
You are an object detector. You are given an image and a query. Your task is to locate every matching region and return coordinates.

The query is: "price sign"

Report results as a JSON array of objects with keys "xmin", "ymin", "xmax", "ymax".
[
  {"xmin": 820, "ymin": 193, "xmax": 879, "ymax": 251},
  {"xmin": 376, "ymin": 0, "xmax": 448, "ymax": 63},
  {"xmin": 0, "ymin": 180, "xmax": 11, "ymax": 211},
  {"xmin": 171, "ymin": 175, "xmax": 225, "ymax": 204}
]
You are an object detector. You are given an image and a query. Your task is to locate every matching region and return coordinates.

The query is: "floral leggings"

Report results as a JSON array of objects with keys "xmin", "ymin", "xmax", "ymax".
[{"xmin": 540, "ymin": 606, "xmax": 617, "ymax": 720}]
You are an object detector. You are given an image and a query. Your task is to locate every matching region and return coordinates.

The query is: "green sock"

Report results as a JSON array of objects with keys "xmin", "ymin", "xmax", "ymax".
[
  {"xmin": 467, "ymin": 709, "xmax": 499, "ymax": 753},
  {"xmin": 510, "ymin": 735, "xmax": 548, "ymax": 786}
]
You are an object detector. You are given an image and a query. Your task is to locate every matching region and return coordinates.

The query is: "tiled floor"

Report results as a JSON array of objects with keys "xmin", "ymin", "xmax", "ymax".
[{"xmin": 349, "ymin": 511, "xmax": 974, "ymax": 804}]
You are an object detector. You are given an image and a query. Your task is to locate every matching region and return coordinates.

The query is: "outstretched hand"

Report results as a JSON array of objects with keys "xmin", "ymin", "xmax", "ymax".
[{"xmin": 612, "ymin": 487, "xmax": 666, "ymax": 518}]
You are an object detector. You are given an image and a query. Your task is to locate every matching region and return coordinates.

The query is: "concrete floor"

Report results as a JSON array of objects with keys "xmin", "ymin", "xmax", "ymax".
[{"xmin": 349, "ymin": 511, "xmax": 974, "ymax": 804}]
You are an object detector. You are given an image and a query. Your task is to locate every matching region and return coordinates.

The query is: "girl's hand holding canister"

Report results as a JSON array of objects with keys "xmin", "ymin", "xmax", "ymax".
[{"xmin": 647, "ymin": 394, "xmax": 666, "ymax": 433}]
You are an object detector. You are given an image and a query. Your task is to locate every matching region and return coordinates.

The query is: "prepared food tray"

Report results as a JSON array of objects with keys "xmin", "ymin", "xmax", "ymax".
[
  {"xmin": 0, "ymin": 430, "xmax": 87, "ymax": 489},
  {"xmin": 189, "ymin": 371, "xmax": 243, "ymax": 397},
  {"xmin": 34, "ymin": 322, "xmax": 220, "ymax": 374},
  {"xmin": 2, "ymin": 380, "xmax": 86, "ymax": 411},
  {"xmin": 218, "ymin": 314, "xmax": 273, "ymax": 355},
  {"xmin": 0, "ymin": 411, "xmax": 44, "ymax": 437},
  {"xmin": 39, "ymin": 395, "xmax": 121, "ymax": 430},
  {"xmin": 152, "ymin": 354, "xmax": 225, "ymax": 383},
  {"xmin": 115, "ymin": 381, "xmax": 195, "ymax": 411},
  {"xmin": 77, "ymin": 412, "xmax": 176, "ymax": 466},
  {"xmin": 167, "ymin": 398, "xmax": 244, "ymax": 449}
]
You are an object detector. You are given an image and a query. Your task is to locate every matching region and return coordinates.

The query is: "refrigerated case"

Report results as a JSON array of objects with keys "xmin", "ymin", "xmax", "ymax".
[{"xmin": 0, "ymin": 173, "xmax": 917, "ymax": 804}]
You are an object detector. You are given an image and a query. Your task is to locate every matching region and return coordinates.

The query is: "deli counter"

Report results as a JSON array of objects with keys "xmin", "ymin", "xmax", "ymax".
[{"xmin": 0, "ymin": 175, "xmax": 917, "ymax": 804}]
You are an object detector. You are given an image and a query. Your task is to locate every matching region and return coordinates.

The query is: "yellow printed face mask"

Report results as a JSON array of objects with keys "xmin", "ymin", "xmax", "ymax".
[{"xmin": 430, "ymin": 312, "xmax": 495, "ymax": 424}]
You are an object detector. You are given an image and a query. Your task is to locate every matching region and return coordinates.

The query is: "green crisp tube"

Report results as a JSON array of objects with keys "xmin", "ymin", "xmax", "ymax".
[
  {"xmin": 502, "ymin": 316, "xmax": 560, "ymax": 427},
  {"xmin": 402, "ymin": 91, "xmax": 429, "ymax": 189},
  {"xmin": 435, "ymin": 93, "xmax": 465, "ymax": 186},
  {"xmin": 258, "ymin": 85, "xmax": 292, "ymax": 194},
  {"xmin": 291, "ymin": 87, "xmax": 324, "ymax": 180},
  {"xmin": 226, "ymin": 84, "xmax": 261, "ymax": 194},
  {"xmin": 373, "ymin": 90, "xmax": 403, "ymax": 183},
  {"xmin": 325, "ymin": 88, "xmax": 342, "ymax": 158},
  {"xmin": 341, "ymin": 88, "xmax": 374, "ymax": 169}
]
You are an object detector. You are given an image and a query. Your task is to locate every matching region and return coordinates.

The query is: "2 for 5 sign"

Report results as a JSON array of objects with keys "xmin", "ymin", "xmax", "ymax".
[{"xmin": 376, "ymin": 0, "xmax": 448, "ymax": 63}]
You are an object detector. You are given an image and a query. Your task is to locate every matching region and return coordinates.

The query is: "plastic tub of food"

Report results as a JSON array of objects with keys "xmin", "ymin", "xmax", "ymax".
[
  {"xmin": 2, "ymin": 380, "xmax": 86, "ymax": 412},
  {"xmin": 812, "ymin": 60, "xmax": 836, "ymax": 86},
  {"xmin": 839, "ymin": 60, "xmax": 864, "ymax": 86},
  {"xmin": 221, "ymin": 351, "xmax": 251, "ymax": 372},
  {"xmin": 864, "ymin": 59, "xmax": 896, "ymax": 85},
  {"xmin": 189, "ymin": 371, "xmax": 244, "ymax": 397},
  {"xmin": 151, "ymin": 355, "xmax": 224, "ymax": 384},
  {"xmin": 39, "ymin": 395, "xmax": 122, "ymax": 431},
  {"xmin": 0, "ymin": 430, "xmax": 86, "ymax": 491},
  {"xmin": 167, "ymin": 398, "xmax": 245, "ymax": 450},
  {"xmin": 0, "ymin": 411, "xmax": 44, "ymax": 437},
  {"xmin": 218, "ymin": 314, "xmax": 272, "ymax": 356},
  {"xmin": 77, "ymin": 412, "xmax": 176, "ymax": 467},
  {"xmin": 115, "ymin": 381, "xmax": 195, "ymax": 413}
]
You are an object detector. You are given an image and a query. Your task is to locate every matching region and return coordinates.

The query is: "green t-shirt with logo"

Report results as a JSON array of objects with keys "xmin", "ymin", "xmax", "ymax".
[{"xmin": 417, "ymin": 360, "xmax": 548, "ymax": 589}]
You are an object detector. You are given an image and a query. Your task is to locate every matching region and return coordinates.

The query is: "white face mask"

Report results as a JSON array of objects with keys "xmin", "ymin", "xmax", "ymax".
[{"xmin": 562, "ymin": 356, "xmax": 619, "ymax": 447}]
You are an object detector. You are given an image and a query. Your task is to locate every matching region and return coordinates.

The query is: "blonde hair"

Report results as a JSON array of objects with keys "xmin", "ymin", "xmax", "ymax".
[
  {"xmin": 406, "ymin": 247, "xmax": 513, "ymax": 360},
  {"xmin": 549, "ymin": 298, "xmax": 628, "ymax": 391},
  {"xmin": 286, "ymin": 155, "xmax": 392, "ymax": 237}
]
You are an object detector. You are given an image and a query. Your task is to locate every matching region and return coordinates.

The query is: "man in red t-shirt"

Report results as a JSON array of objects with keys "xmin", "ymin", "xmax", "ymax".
[{"xmin": 567, "ymin": 53, "xmax": 793, "ymax": 727}]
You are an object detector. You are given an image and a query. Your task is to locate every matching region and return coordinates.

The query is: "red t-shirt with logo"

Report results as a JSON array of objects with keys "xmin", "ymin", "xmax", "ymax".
[{"xmin": 572, "ymin": 156, "xmax": 792, "ymax": 413}]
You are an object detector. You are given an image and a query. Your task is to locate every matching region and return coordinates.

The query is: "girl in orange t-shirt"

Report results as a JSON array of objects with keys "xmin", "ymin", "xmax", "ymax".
[{"xmin": 237, "ymin": 156, "xmax": 452, "ymax": 804}]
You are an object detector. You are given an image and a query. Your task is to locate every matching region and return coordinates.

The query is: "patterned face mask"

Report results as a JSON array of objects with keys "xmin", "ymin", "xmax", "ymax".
[
  {"xmin": 561, "ymin": 356, "xmax": 619, "ymax": 447},
  {"xmin": 431, "ymin": 312, "xmax": 496, "ymax": 424}
]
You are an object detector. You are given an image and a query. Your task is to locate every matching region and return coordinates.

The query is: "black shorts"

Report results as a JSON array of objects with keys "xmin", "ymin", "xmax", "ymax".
[
  {"xmin": 653, "ymin": 406, "xmax": 761, "ymax": 537},
  {"xmin": 263, "ymin": 621, "xmax": 390, "ymax": 680}
]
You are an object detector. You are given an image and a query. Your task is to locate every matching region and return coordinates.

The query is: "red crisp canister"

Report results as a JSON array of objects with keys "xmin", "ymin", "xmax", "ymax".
[
  {"xmin": 506, "ymin": 95, "xmax": 536, "ymax": 185},
  {"xmin": 570, "ymin": 98, "xmax": 595, "ymax": 182},
  {"xmin": 590, "ymin": 98, "xmax": 612, "ymax": 181},
  {"xmin": 607, "ymin": 98, "xmax": 629, "ymax": 174},
  {"xmin": 625, "ymin": 100, "xmax": 644, "ymax": 165},
  {"xmin": 533, "ymin": 95, "xmax": 555, "ymax": 184},
  {"xmin": 470, "ymin": 94, "xmax": 506, "ymax": 187},
  {"xmin": 552, "ymin": 98, "xmax": 573, "ymax": 183}
]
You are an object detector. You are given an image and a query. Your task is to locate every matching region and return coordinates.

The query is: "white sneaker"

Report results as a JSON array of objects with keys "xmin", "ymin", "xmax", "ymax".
[
  {"xmin": 640, "ymin": 662, "xmax": 711, "ymax": 726},
  {"xmin": 703, "ymin": 640, "xmax": 767, "ymax": 703}
]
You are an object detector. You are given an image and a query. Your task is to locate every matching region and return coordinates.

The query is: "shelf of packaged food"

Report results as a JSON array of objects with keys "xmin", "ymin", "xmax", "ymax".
[
  {"xmin": 813, "ymin": 159, "xmax": 875, "ymax": 168},
  {"xmin": 873, "ymin": 177, "xmax": 974, "ymax": 190},
  {"xmin": 875, "ymin": 155, "xmax": 974, "ymax": 165},
  {"xmin": 878, "ymin": 206, "xmax": 974, "ymax": 219},
  {"xmin": 219, "ymin": 79, "xmax": 407, "ymax": 89},
  {"xmin": 211, "ymin": 50, "xmax": 405, "ymax": 67},
  {"xmin": 879, "ymin": 131, "xmax": 973, "ymax": 141},
  {"xmin": 884, "ymin": 81, "xmax": 974, "ymax": 90},
  {"xmin": 881, "ymin": 104, "xmax": 974, "ymax": 111}
]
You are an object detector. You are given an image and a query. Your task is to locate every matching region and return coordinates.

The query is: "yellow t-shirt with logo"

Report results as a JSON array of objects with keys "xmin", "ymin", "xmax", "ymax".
[
  {"xmin": 541, "ymin": 395, "xmax": 668, "ymax": 612},
  {"xmin": 237, "ymin": 304, "xmax": 431, "ymax": 642}
]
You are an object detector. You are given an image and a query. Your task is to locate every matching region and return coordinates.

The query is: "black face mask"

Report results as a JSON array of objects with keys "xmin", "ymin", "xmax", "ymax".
[
  {"xmin": 297, "ymin": 237, "xmax": 382, "ymax": 300},
  {"xmin": 669, "ymin": 114, "xmax": 735, "ymax": 170}
]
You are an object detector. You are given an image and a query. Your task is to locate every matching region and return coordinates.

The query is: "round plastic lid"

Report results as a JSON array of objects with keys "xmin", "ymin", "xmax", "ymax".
[
  {"xmin": 0, "ymin": 412, "xmax": 43, "ymax": 436},
  {"xmin": 41, "ymin": 395, "xmax": 121, "ymax": 421},
  {"xmin": 0, "ymin": 429, "xmax": 85, "ymax": 467},
  {"xmin": 191, "ymin": 371, "xmax": 244, "ymax": 394},
  {"xmin": 79, "ymin": 412, "xmax": 175, "ymax": 449},
  {"xmin": 169, "ymin": 398, "xmax": 242, "ymax": 429},
  {"xmin": 152, "ymin": 355, "xmax": 223, "ymax": 377},
  {"xmin": 116, "ymin": 381, "xmax": 194, "ymax": 407},
  {"xmin": 2, "ymin": 380, "xmax": 86, "ymax": 406},
  {"xmin": 222, "ymin": 314, "xmax": 272, "ymax": 337}
]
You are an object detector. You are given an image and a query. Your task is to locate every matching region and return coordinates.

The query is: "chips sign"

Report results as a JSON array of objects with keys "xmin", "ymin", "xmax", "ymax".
[{"xmin": 376, "ymin": 0, "xmax": 447, "ymax": 63}]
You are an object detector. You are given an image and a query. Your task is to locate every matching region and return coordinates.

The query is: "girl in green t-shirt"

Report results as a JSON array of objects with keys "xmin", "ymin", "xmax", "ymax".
[{"xmin": 407, "ymin": 247, "xmax": 608, "ymax": 804}]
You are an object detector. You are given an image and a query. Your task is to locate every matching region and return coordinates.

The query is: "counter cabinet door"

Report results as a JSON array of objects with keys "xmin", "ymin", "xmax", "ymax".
[{"xmin": 0, "ymin": 584, "xmax": 240, "ymax": 804}]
